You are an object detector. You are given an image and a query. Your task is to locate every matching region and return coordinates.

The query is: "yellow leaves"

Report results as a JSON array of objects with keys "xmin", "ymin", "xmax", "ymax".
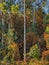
[
  {"xmin": 0, "ymin": 2, "xmax": 6, "ymax": 14},
  {"xmin": 46, "ymin": 26, "xmax": 49, "ymax": 31},
  {"xmin": 0, "ymin": 61, "xmax": 7, "ymax": 64},
  {"xmin": 2, "ymin": 2, "xmax": 6, "ymax": 6},
  {"xmin": 0, "ymin": 2, "xmax": 19, "ymax": 15},
  {"xmin": 0, "ymin": 3, "xmax": 4, "ymax": 9},
  {"xmin": 8, "ymin": 42, "xmax": 18, "ymax": 51},
  {"xmin": 10, "ymin": 43, "xmax": 15, "ymax": 49},
  {"xmin": 11, "ymin": 4, "xmax": 19, "ymax": 14},
  {"xmin": 29, "ymin": 59, "xmax": 42, "ymax": 65},
  {"xmin": 45, "ymin": 25, "xmax": 49, "ymax": 34},
  {"xmin": 0, "ymin": 2, "xmax": 6, "ymax": 9},
  {"xmin": 3, "ymin": 34, "xmax": 7, "ymax": 40},
  {"xmin": 16, "ymin": 5, "xmax": 19, "ymax": 9},
  {"xmin": 46, "ymin": 14, "xmax": 49, "ymax": 17},
  {"xmin": 0, "ymin": 2, "xmax": 6, "ymax": 8},
  {"xmin": 2, "ymin": 9, "xmax": 7, "ymax": 14},
  {"xmin": 26, "ymin": 9, "xmax": 31, "ymax": 15}
]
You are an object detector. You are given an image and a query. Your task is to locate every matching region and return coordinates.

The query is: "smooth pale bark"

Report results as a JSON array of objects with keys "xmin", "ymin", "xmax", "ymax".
[{"xmin": 2, "ymin": 18, "xmax": 4, "ymax": 45}]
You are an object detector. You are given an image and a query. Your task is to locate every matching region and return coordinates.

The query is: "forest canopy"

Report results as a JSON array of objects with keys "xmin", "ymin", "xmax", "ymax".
[{"xmin": 0, "ymin": 0, "xmax": 49, "ymax": 65}]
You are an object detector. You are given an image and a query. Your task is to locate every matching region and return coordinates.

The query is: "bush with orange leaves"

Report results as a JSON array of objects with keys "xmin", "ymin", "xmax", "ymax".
[{"xmin": 42, "ymin": 50, "xmax": 49, "ymax": 64}]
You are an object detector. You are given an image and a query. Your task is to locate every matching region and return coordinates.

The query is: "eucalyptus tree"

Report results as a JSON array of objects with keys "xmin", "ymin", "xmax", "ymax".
[
  {"xmin": 26, "ymin": 0, "xmax": 48, "ymax": 58},
  {"xmin": 0, "ymin": 0, "xmax": 24, "ymax": 60}
]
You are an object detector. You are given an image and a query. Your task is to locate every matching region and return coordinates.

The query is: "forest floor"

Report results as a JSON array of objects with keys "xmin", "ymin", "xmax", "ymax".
[
  {"xmin": 0, "ymin": 33, "xmax": 49, "ymax": 65},
  {"xmin": 0, "ymin": 59, "xmax": 49, "ymax": 65},
  {"xmin": 15, "ymin": 59, "xmax": 49, "ymax": 65}
]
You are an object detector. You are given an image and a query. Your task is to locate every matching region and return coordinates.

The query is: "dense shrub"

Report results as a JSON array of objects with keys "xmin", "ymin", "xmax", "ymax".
[{"xmin": 27, "ymin": 44, "xmax": 40, "ymax": 59}]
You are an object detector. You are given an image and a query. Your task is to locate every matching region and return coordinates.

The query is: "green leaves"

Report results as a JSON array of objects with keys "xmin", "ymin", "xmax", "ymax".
[
  {"xmin": 7, "ymin": 28, "xmax": 14, "ymax": 44},
  {"xmin": 43, "ymin": 14, "xmax": 49, "ymax": 26},
  {"xmin": 27, "ymin": 44, "xmax": 40, "ymax": 59}
]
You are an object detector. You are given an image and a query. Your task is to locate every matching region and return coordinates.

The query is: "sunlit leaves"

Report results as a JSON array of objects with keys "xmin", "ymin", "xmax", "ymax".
[
  {"xmin": 0, "ymin": 2, "xmax": 7, "ymax": 14},
  {"xmin": 7, "ymin": 28, "xmax": 14, "ymax": 44},
  {"xmin": 45, "ymin": 25, "xmax": 49, "ymax": 34},
  {"xmin": 27, "ymin": 44, "xmax": 40, "ymax": 59},
  {"xmin": 0, "ymin": 2, "xmax": 20, "ymax": 14},
  {"xmin": 11, "ymin": 4, "xmax": 19, "ymax": 14}
]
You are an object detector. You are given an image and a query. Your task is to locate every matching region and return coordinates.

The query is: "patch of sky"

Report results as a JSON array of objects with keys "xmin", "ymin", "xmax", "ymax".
[
  {"xmin": 36, "ymin": 0, "xmax": 43, "ymax": 5},
  {"xmin": 32, "ymin": 0, "xmax": 49, "ymax": 14},
  {"xmin": 20, "ymin": 7, "xmax": 24, "ymax": 12},
  {"xmin": 15, "ymin": 0, "xmax": 18, "ymax": 4},
  {"xmin": 43, "ymin": 0, "xmax": 49, "ymax": 14}
]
